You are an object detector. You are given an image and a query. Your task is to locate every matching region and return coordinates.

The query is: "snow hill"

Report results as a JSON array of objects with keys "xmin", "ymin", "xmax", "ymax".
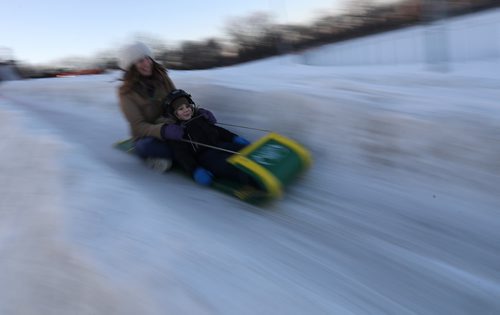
[{"xmin": 1, "ymin": 40, "xmax": 499, "ymax": 315}]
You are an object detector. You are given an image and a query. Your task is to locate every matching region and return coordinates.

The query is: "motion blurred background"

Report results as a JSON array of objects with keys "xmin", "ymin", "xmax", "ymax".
[{"xmin": 1, "ymin": 0, "xmax": 498, "ymax": 79}]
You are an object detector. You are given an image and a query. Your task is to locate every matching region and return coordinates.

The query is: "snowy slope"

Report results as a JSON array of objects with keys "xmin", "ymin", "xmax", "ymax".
[{"xmin": 0, "ymin": 54, "xmax": 499, "ymax": 314}]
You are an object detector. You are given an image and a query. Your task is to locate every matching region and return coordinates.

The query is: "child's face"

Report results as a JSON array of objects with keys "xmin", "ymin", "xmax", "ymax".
[{"xmin": 174, "ymin": 103, "xmax": 194, "ymax": 121}]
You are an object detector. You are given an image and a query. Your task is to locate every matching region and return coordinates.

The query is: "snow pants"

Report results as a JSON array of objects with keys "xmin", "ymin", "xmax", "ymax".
[
  {"xmin": 197, "ymin": 142, "xmax": 257, "ymax": 187},
  {"xmin": 134, "ymin": 136, "xmax": 173, "ymax": 160}
]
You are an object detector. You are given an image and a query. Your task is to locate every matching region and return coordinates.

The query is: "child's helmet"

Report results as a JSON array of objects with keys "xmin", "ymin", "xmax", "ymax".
[{"xmin": 163, "ymin": 89, "xmax": 196, "ymax": 115}]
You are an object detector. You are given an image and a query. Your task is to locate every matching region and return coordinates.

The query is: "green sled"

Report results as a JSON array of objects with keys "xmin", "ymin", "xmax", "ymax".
[{"xmin": 114, "ymin": 132, "xmax": 312, "ymax": 204}]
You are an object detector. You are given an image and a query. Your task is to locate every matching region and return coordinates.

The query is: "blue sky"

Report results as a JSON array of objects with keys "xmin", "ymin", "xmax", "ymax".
[{"xmin": 0, "ymin": 0, "xmax": 395, "ymax": 65}]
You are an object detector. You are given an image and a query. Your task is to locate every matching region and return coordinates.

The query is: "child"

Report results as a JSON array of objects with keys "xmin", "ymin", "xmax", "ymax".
[{"xmin": 165, "ymin": 90, "xmax": 257, "ymax": 187}]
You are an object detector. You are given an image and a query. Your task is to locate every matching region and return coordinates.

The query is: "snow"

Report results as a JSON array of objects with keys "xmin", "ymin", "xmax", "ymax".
[{"xmin": 1, "ymin": 51, "xmax": 500, "ymax": 313}]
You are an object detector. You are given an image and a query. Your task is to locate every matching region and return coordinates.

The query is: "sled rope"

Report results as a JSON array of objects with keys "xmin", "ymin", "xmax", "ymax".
[
  {"xmin": 188, "ymin": 115, "xmax": 271, "ymax": 133},
  {"xmin": 180, "ymin": 139, "xmax": 242, "ymax": 155},
  {"xmin": 216, "ymin": 122, "xmax": 272, "ymax": 133}
]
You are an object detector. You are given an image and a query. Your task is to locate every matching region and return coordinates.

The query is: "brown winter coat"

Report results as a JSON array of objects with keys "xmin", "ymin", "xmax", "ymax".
[{"xmin": 118, "ymin": 69, "xmax": 176, "ymax": 140}]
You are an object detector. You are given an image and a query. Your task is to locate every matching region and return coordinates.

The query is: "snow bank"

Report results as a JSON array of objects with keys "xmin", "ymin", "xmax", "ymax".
[
  {"xmin": 0, "ymin": 107, "xmax": 159, "ymax": 314},
  {"xmin": 172, "ymin": 58, "xmax": 500, "ymax": 194},
  {"xmin": 0, "ymin": 48, "xmax": 499, "ymax": 314}
]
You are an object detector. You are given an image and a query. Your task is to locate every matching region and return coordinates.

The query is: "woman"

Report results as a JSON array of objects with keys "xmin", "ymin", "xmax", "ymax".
[{"xmin": 117, "ymin": 42, "xmax": 184, "ymax": 172}]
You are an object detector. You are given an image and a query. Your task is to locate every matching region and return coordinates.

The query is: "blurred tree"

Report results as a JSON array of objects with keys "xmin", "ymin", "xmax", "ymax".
[
  {"xmin": 0, "ymin": 46, "xmax": 15, "ymax": 63},
  {"xmin": 225, "ymin": 12, "xmax": 281, "ymax": 61},
  {"xmin": 179, "ymin": 39, "xmax": 223, "ymax": 69},
  {"xmin": 226, "ymin": 12, "xmax": 274, "ymax": 48}
]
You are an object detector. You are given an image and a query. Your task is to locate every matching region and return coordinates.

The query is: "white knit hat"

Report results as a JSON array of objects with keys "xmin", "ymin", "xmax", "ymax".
[{"xmin": 118, "ymin": 42, "xmax": 153, "ymax": 71}]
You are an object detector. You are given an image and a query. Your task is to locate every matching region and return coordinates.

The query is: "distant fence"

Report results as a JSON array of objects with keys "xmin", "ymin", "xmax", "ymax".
[{"xmin": 302, "ymin": 8, "xmax": 500, "ymax": 66}]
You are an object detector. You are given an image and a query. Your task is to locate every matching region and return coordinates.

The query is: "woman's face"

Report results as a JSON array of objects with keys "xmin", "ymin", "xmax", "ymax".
[
  {"xmin": 134, "ymin": 56, "xmax": 153, "ymax": 76},
  {"xmin": 175, "ymin": 104, "xmax": 194, "ymax": 121}
]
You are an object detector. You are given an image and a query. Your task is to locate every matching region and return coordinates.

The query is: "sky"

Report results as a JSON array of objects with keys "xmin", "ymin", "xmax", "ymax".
[{"xmin": 0, "ymin": 0, "xmax": 399, "ymax": 65}]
